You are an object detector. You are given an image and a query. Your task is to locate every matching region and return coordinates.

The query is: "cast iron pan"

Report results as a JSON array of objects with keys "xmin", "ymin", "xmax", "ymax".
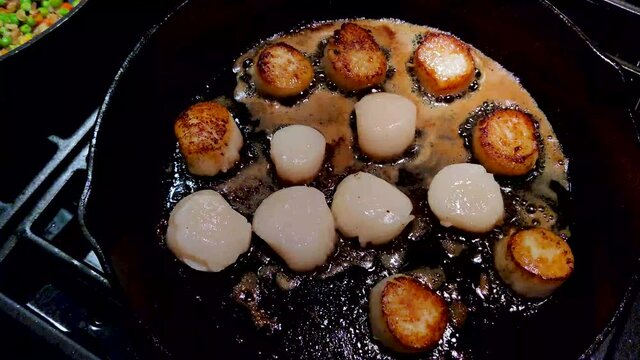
[{"xmin": 79, "ymin": 0, "xmax": 640, "ymax": 359}]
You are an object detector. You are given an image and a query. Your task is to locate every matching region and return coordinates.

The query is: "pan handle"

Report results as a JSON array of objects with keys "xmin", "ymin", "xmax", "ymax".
[
  {"xmin": 543, "ymin": 0, "xmax": 640, "ymax": 145},
  {"xmin": 610, "ymin": 57, "xmax": 640, "ymax": 143},
  {"xmin": 627, "ymin": 68, "xmax": 640, "ymax": 142},
  {"xmin": 599, "ymin": 53, "xmax": 640, "ymax": 144}
]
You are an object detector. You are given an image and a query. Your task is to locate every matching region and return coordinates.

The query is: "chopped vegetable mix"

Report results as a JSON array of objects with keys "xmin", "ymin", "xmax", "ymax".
[{"xmin": 0, "ymin": 0, "xmax": 78, "ymax": 55}]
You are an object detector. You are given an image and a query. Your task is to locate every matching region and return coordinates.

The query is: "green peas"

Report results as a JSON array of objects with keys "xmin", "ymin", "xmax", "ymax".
[
  {"xmin": 20, "ymin": 1, "xmax": 31, "ymax": 11},
  {"xmin": 49, "ymin": 0, "xmax": 62, "ymax": 8},
  {"xmin": 58, "ymin": 7, "xmax": 68, "ymax": 16},
  {"xmin": 42, "ymin": 0, "xmax": 50, "ymax": 7},
  {"xmin": 0, "ymin": 0, "xmax": 6, "ymax": 6},
  {"xmin": 0, "ymin": 14, "xmax": 8, "ymax": 25},
  {"xmin": 72, "ymin": 0, "xmax": 79, "ymax": 5},
  {"xmin": 20, "ymin": 24, "xmax": 31, "ymax": 34},
  {"xmin": 0, "ymin": 36, "xmax": 11, "ymax": 48},
  {"xmin": 26, "ymin": 16, "xmax": 36, "ymax": 27},
  {"xmin": 39, "ymin": 7, "xmax": 49, "ymax": 16},
  {"xmin": 7, "ymin": 13, "xmax": 19, "ymax": 25}
]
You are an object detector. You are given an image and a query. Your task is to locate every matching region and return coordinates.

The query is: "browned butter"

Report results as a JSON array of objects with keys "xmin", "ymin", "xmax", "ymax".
[{"xmin": 230, "ymin": 19, "xmax": 567, "ymax": 228}]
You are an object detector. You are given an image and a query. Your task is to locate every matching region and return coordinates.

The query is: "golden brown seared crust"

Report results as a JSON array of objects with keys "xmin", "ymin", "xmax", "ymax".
[
  {"xmin": 471, "ymin": 108, "xmax": 539, "ymax": 176},
  {"xmin": 381, "ymin": 276, "xmax": 448, "ymax": 351},
  {"xmin": 253, "ymin": 42, "xmax": 314, "ymax": 98},
  {"xmin": 323, "ymin": 22, "xmax": 388, "ymax": 91},
  {"xmin": 174, "ymin": 101, "xmax": 242, "ymax": 176},
  {"xmin": 494, "ymin": 227, "xmax": 573, "ymax": 298},
  {"xmin": 413, "ymin": 33, "xmax": 475, "ymax": 96},
  {"xmin": 508, "ymin": 228, "xmax": 574, "ymax": 281}
]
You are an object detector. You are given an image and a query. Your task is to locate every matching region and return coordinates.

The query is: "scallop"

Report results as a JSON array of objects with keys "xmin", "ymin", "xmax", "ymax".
[
  {"xmin": 369, "ymin": 274, "xmax": 449, "ymax": 353},
  {"xmin": 413, "ymin": 33, "xmax": 476, "ymax": 96},
  {"xmin": 323, "ymin": 22, "xmax": 388, "ymax": 91},
  {"xmin": 252, "ymin": 42, "xmax": 314, "ymax": 98},
  {"xmin": 174, "ymin": 101, "xmax": 243, "ymax": 176},
  {"xmin": 472, "ymin": 108, "xmax": 539, "ymax": 176},
  {"xmin": 354, "ymin": 93, "xmax": 417, "ymax": 161},
  {"xmin": 427, "ymin": 163, "xmax": 504, "ymax": 232},
  {"xmin": 331, "ymin": 172, "xmax": 414, "ymax": 246},
  {"xmin": 252, "ymin": 186, "xmax": 337, "ymax": 272},
  {"xmin": 166, "ymin": 190, "xmax": 251, "ymax": 272},
  {"xmin": 270, "ymin": 125, "xmax": 326, "ymax": 184},
  {"xmin": 494, "ymin": 228, "xmax": 574, "ymax": 298}
]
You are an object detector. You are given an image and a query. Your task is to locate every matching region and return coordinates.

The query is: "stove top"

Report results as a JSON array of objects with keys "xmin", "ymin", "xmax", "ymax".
[{"xmin": 0, "ymin": 1, "xmax": 638, "ymax": 359}]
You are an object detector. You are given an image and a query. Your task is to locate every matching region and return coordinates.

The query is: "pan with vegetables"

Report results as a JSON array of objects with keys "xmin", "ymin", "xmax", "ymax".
[{"xmin": 0, "ymin": 0, "xmax": 80, "ymax": 56}]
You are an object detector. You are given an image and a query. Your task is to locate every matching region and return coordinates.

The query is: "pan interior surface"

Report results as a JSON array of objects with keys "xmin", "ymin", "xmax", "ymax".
[{"xmin": 82, "ymin": 0, "xmax": 640, "ymax": 359}]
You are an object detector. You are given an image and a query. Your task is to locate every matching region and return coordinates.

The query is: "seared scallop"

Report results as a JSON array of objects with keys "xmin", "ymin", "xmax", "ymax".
[
  {"xmin": 174, "ymin": 101, "xmax": 243, "ymax": 176},
  {"xmin": 323, "ymin": 22, "xmax": 388, "ymax": 91},
  {"xmin": 252, "ymin": 186, "xmax": 337, "ymax": 272},
  {"xmin": 166, "ymin": 190, "xmax": 251, "ymax": 272},
  {"xmin": 331, "ymin": 172, "xmax": 414, "ymax": 246},
  {"xmin": 369, "ymin": 274, "xmax": 448, "ymax": 353},
  {"xmin": 494, "ymin": 228, "xmax": 574, "ymax": 298},
  {"xmin": 252, "ymin": 42, "xmax": 314, "ymax": 98},
  {"xmin": 413, "ymin": 33, "xmax": 475, "ymax": 96},
  {"xmin": 354, "ymin": 93, "xmax": 417, "ymax": 161},
  {"xmin": 270, "ymin": 125, "xmax": 326, "ymax": 184},
  {"xmin": 472, "ymin": 108, "xmax": 539, "ymax": 176},
  {"xmin": 428, "ymin": 163, "xmax": 504, "ymax": 232}
]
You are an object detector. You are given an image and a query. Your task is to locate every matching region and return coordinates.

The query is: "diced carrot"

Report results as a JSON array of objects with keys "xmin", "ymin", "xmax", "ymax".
[
  {"xmin": 44, "ymin": 18, "xmax": 54, "ymax": 26},
  {"xmin": 61, "ymin": 3, "xmax": 74, "ymax": 11},
  {"xmin": 34, "ymin": 14, "xmax": 43, "ymax": 24}
]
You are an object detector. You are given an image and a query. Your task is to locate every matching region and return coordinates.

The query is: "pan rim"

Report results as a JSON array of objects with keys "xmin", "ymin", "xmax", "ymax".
[{"xmin": 78, "ymin": 0, "xmax": 640, "ymax": 358}]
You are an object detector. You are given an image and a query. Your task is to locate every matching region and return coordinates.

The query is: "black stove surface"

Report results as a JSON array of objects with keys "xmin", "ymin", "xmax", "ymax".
[{"xmin": 0, "ymin": 1, "xmax": 638, "ymax": 359}]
